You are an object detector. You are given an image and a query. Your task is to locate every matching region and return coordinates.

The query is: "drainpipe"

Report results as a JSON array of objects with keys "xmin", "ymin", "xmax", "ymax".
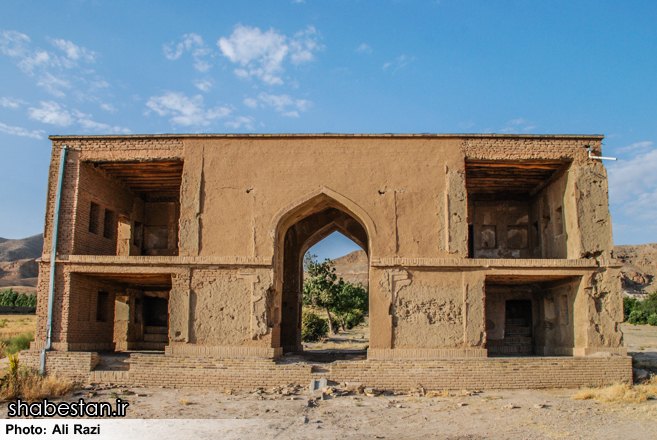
[
  {"xmin": 587, "ymin": 146, "xmax": 617, "ymax": 161},
  {"xmin": 40, "ymin": 145, "xmax": 67, "ymax": 374}
]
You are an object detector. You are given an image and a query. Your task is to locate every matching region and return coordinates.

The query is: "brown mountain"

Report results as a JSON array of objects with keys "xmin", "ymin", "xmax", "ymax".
[
  {"xmin": 614, "ymin": 243, "xmax": 657, "ymax": 297},
  {"xmin": 0, "ymin": 234, "xmax": 43, "ymax": 293}
]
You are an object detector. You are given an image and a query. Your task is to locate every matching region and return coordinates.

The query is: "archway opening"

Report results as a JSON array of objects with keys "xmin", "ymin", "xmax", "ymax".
[{"xmin": 278, "ymin": 205, "xmax": 370, "ymax": 361}]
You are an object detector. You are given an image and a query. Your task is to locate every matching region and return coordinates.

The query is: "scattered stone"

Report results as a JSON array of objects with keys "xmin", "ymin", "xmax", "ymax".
[
  {"xmin": 633, "ymin": 368, "xmax": 649, "ymax": 380},
  {"xmin": 364, "ymin": 388, "xmax": 382, "ymax": 397},
  {"xmin": 534, "ymin": 403, "xmax": 547, "ymax": 409},
  {"xmin": 458, "ymin": 403, "xmax": 467, "ymax": 407},
  {"xmin": 503, "ymin": 404, "xmax": 519, "ymax": 409},
  {"xmin": 302, "ymin": 416, "xmax": 309, "ymax": 424}
]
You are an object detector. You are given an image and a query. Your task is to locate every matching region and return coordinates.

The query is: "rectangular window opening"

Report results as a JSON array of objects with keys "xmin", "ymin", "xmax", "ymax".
[
  {"xmin": 89, "ymin": 202, "xmax": 101, "ymax": 234},
  {"xmin": 96, "ymin": 291, "xmax": 110, "ymax": 323},
  {"xmin": 103, "ymin": 209, "xmax": 116, "ymax": 239}
]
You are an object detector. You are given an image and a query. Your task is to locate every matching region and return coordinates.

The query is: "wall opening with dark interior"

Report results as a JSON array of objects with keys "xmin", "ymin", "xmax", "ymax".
[
  {"xmin": 465, "ymin": 160, "xmax": 571, "ymax": 259},
  {"xmin": 485, "ymin": 274, "xmax": 581, "ymax": 356},
  {"xmin": 76, "ymin": 161, "xmax": 183, "ymax": 256},
  {"xmin": 67, "ymin": 273, "xmax": 172, "ymax": 352},
  {"xmin": 279, "ymin": 205, "xmax": 369, "ymax": 358}
]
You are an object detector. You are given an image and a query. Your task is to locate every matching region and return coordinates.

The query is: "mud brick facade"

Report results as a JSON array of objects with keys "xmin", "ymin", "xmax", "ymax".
[{"xmin": 23, "ymin": 134, "xmax": 631, "ymax": 390}]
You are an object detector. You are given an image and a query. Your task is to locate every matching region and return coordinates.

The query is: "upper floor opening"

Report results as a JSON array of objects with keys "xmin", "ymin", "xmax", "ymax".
[
  {"xmin": 465, "ymin": 159, "xmax": 571, "ymax": 259},
  {"xmin": 75, "ymin": 160, "xmax": 183, "ymax": 257}
]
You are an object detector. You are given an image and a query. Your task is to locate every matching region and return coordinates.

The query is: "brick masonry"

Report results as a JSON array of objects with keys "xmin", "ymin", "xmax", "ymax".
[{"xmin": 20, "ymin": 350, "xmax": 632, "ymax": 391}]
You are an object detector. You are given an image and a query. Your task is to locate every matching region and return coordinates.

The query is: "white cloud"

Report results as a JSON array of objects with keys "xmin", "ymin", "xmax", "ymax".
[
  {"xmin": 0, "ymin": 97, "xmax": 27, "ymax": 108},
  {"xmin": 145, "ymin": 92, "xmax": 232, "ymax": 126},
  {"xmin": 0, "ymin": 31, "xmax": 31, "ymax": 59},
  {"xmin": 356, "ymin": 43, "xmax": 372, "ymax": 54},
  {"xmin": 35, "ymin": 72, "xmax": 71, "ymax": 97},
  {"xmin": 164, "ymin": 34, "xmax": 213, "ymax": 72},
  {"xmin": 225, "ymin": 116, "xmax": 255, "ymax": 131},
  {"xmin": 500, "ymin": 118, "xmax": 537, "ymax": 134},
  {"xmin": 100, "ymin": 103, "xmax": 116, "ymax": 112},
  {"xmin": 382, "ymin": 54, "xmax": 414, "ymax": 75},
  {"xmin": 28, "ymin": 101, "xmax": 74, "ymax": 126},
  {"xmin": 243, "ymin": 98, "xmax": 258, "ymax": 109},
  {"xmin": 608, "ymin": 147, "xmax": 657, "ymax": 200},
  {"xmin": 248, "ymin": 92, "xmax": 312, "ymax": 115},
  {"xmin": 76, "ymin": 118, "xmax": 131, "ymax": 134},
  {"xmin": 217, "ymin": 24, "xmax": 321, "ymax": 85},
  {"xmin": 27, "ymin": 100, "xmax": 129, "ymax": 133},
  {"xmin": 193, "ymin": 79, "xmax": 213, "ymax": 92},
  {"xmin": 0, "ymin": 30, "xmax": 101, "ymax": 98},
  {"xmin": 0, "ymin": 122, "xmax": 45, "ymax": 139},
  {"xmin": 49, "ymin": 38, "xmax": 96, "ymax": 62},
  {"xmin": 617, "ymin": 141, "xmax": 653, "ymax": 154}
]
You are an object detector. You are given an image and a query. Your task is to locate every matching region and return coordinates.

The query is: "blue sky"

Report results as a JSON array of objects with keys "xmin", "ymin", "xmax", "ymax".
[{"xmin": 1, "ymin": 1, "xmax": 656, "ymax": 260}]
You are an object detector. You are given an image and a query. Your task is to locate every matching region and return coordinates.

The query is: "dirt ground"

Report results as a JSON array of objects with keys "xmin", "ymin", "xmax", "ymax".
[{"xmin": 1, "ymin": 321, "xmax": 656, "ymax": 439}]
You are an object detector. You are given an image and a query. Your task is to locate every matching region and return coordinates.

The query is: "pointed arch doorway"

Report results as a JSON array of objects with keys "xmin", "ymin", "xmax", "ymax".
[{"xmin": 272, "ymin": 192, "xmax": 372, "ymax": 353}]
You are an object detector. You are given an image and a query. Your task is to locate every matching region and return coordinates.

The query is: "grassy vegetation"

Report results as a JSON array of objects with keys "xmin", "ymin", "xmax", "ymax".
[
  {"xmin": 0, "ymin": 332, "xmax": 34, "ymax": 356},
  {"xmin": 0, "ymin": 355, "xmax": 73, "ymax": 402},
  {"xmin": 573, "ymin": 376, "xmax": 657, "ymax": 404}
]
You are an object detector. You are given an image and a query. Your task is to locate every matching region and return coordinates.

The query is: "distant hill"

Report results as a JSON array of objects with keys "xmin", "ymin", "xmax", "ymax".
[
  {"xmin": 0, "ymin": 234, "xmax": 43, "ymax": 293},
  {"xmin": 0, "ymin": 234, "xmax": 43, "ymax": 262},
  {"xmin": 332, "ymin": 250, "xmax": 369, "ymax": 285},
  {"xmin": 614, "ymin": 243, "xmax": 657, "ymax": 297}
]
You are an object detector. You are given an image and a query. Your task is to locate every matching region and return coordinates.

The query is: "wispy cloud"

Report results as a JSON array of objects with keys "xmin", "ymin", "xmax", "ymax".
[
  {"xmin": 616, "ymin": 141, "xmax": 653, "ymax": 154},
  {"xmin": 225, "ymin": 116, "xmax": 255, "ymax": 131},
  {"xmin": 163, "ymin": 33, "xmax": 213, "ymax": 72},
  {"xmin": 499, "ymin": 118, "xmax": 537, "ymax": 133},
  {"xmin": 0, "ymin": 30, "xmax": 104, "ymax": 99},
  {"xmin": 0, "ymin": 121, "xmax": 45, "ymax": 139},
  {"xmin": 244, "ymin": 92, "xmax": 312, "ymax": 117},
  {"xmin": 27, "ymin": 101, "xmax": 129, "ymax": 133},
  {"xmin": 382, "ymin": 55, "xmax": 414, "ymax": 74},
  {"xmin": 193, "ymin": 79, "xmax": 213, "ymax": 92},
  {"xmin": 608, "ymin": 147, "xmax": 657, "ymax": 200},
  {"xmin": 356, "ymin": 43, "xmax": 372, "ymax": 54},
  {"xmin": 145, "ymin": 91, "xmax": 232, "ymax": 127},
  {"xmin": 0, "ymin": 97, "xmax": 27, "ymax": 108},
  {"xmin": 218, "ymin": 24, "xmax": 322, "ymax": 85}
]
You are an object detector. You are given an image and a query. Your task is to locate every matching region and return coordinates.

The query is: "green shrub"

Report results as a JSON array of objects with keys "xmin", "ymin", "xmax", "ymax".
[
  {"xmin": 301, "ymin": 311, "xmax": 328, "ymax": 342},
  {"xmin": 345, "ymin": 309, "xmax": 365, "ymax": 329},
  {"xmin": 625, "ymin": 292, "xmax": 657, "ymax": 326},
  {"xmin": 648, "ymin": 314, "xmax": 657, "ymax": 326}
]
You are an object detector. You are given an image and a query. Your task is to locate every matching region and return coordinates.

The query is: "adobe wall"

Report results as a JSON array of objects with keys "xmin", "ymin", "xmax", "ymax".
[{"xmin": 34, "ymin": 134, "xmax": 625, "ymax": 363}]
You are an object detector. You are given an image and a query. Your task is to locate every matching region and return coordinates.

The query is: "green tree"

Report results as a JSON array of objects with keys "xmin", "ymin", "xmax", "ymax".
[
  {"xmin": 303, "ymin": 254, "xmax": 369, "ymax": 333},
  {"xmin": 332, "ymin": 281, "xmax": 368, "ymax": 331},
  {"xmin": 303, "ymin": 257, "xmax": 341, "ymax": 333}
]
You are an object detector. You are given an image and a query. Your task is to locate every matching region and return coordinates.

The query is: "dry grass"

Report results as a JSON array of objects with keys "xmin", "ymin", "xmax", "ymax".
[
  {"xmin": 572, "ymin": 376, "xmax": 657, "ymax": 404},
  {"xmin": 0, "ymin": 315, "xmax": 37, "ymax": 339},
  {"xmin": 0, "ymin": 355, "xmax": 74, "ymax": 402}
]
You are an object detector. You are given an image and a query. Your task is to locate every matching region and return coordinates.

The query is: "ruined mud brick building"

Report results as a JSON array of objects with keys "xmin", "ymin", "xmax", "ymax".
[{"xmin": 23, "ymin": 134, "xmax": 631, "ymax": 389}]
